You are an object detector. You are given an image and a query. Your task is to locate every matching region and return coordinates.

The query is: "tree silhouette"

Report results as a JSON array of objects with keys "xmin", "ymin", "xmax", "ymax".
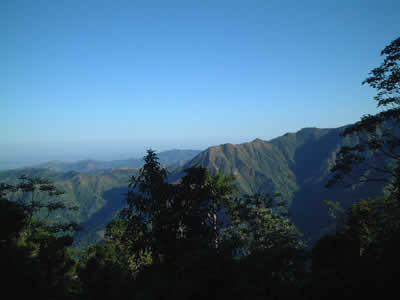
[
  {"xmin": 320, "ymin": 37, "xmax": 400, "ymax": 296},
  {"xmin": 0, "ymin": 176, "xmax": 80, "ymax": 300},
  {"xmin": 119, "ymin": 150, "xmax": 237, "ymax": 268},
  {"xmin": 221, "ymin": 193, "xmax": 305, "ymax": 258},
  {"xmin": 328, "ymin": 37, "xmax": 400, "ymax": 190}
]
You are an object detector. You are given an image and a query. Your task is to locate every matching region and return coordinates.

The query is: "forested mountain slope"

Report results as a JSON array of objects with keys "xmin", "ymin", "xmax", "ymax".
[
  {"xmin": 182, "ymin": 126, "xmax": 386, "ymax": 240},
  {"xmin": 0, "ymin": 168, "xmax": 138, "ymax": 247},
  {"xmin": 0, "ymin": 126, "xmax": 388, "ymax": 245}
]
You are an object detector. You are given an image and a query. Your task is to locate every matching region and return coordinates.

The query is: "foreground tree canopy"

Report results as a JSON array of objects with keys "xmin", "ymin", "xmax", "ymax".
[
  {"xmin": 319, "ymin": 36, "xmax": 400, "ymax": 298},
  {"xmin": 118, "ymin": 149, "xmax": 304, "ymax": 266},
  {"xmin": 76, "ymin": 149, "xmax": 307, "ymax": 299},
  {"xmin": 0, "ymin": 177, "xmax": 80, "ymax": 300},
  {"xmin": 328, "ymin": 37, "xmax": 400, "ymax": 189},
  {"xmin": 326, "ymin": 36, "xmax": 400, "ymax": 254}
]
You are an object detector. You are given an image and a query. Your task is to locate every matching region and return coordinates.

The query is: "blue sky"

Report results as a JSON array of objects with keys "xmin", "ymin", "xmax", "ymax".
[{"xmin": 1, "ymin": 0, "xmax": 399, "ymax": 167}]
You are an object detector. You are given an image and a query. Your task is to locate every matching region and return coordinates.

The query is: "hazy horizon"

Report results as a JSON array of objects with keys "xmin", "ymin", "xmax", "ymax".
[
  {"xmin": 0, "ymin": 123, "xmax": 356, "ymax": 170},
  {"xmin": 2, "ymin": 0, "xmax": 399, "ymax": 169}
]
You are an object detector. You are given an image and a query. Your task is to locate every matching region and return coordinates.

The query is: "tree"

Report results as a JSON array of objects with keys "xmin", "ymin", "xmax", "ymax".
[
  {"xmin": 119, "ymin": 150, "xmax": 237, "ymax": 268},
  {"xmin": 0, "ymin": 183, "xmax": 27, "ymax": 242},
  {"xmin": 326, "ymin": 36, "xmax": 400, "ymax": 256},
  {"xmin": 115, "ymin": 150, "xmax": 308, "ymax": 299},
  {"xmin": 77, "ymin": 243, "xmax": 134, "ymax": 300},
  {"xmin": 117, "ymin": 150, "xmax": 242, "ymax": 299},
  {"xmin": 311, "ymin": 196, "xmax": 400, "ymax": 297},
  {"xmin": 171, "ymin": 166, "xmax": 237, "ymax": 262},
  {"xmin": 119, "ymin": 149, "xmax": 172, "ymax": 265},
  {"xmin": 0, "ymin": 176, "xmax": 80, "ymax": 300},
  {"xmin": 220, "ymin": 193, "xmax": 305, "ymax": 258},
  {"xmin": 328, "ymin": 37, "xmax": 400, "ymax": 190},
  {"xmin": 322, "ymin": 38, "xmax": 400, "ymax": 296},
  {"xmin": 7, "ymin": 175, "xmax": 80, "ymax": 236}
]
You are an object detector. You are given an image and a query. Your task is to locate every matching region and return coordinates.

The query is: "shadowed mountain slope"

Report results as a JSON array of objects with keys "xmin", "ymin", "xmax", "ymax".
[
  {"xmin": 0, "ymin": 127, "xmax": 388, "ymax": 245},
  {"xmin": 0, "ymin": 167, "xmax": 138, "ymax": 248},
  {"xmin": 181, "ymin": 126, "xmax": 386, "ymax": 241}
]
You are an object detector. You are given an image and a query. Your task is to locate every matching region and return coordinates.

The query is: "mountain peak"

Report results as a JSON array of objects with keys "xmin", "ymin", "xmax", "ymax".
[{"xmin": 252, "ymin": 138, "xmax": 264, "ymax": 143}]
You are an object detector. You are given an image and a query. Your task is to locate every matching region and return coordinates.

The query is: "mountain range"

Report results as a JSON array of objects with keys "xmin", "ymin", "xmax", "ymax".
[
  {"xmin": 0, "ymin": 149, "xmax": 201, "ymax": 248},
  {"xmin": 0, "ymin": 126, "xmax": 387, "ymax": 247},
  {"xmin": 31, "ymin": 149, "xmax": 202, "ymax": 174},
  {"xmin": 181, "ymin": 126, "xmax": 385, "ymax": 241}
]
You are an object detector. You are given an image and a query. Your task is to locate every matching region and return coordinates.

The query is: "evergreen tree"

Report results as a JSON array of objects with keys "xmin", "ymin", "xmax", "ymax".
[{"xmin": 0, "ymin": 176, "xmax": 80, "ymax": 300}]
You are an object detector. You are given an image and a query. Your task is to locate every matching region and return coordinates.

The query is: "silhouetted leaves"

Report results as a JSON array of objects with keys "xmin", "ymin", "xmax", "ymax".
[
  {"xmin": 0, "ymin": 176, "xmax": 80, "ymax": 300},
  {"xmin": 328, "ymin": 37, "xmax": 400, "ymax": 189}
]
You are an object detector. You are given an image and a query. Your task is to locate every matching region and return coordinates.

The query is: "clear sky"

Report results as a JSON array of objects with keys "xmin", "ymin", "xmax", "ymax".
[{"xmin": 1, "ymin": 0, "xmax": 399, "ymax": 167}]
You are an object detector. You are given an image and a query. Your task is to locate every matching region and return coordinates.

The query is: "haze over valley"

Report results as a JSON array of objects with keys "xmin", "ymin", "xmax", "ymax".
[{"xmin": 0, "ymin": 124, "xmax": 387, "ymax": 246}]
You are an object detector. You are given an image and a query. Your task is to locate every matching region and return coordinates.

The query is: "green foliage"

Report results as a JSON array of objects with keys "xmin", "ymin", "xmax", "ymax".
[
  {"xmin": 1, "ymin": 155, "xmax": 309, "ymax": 299},
  {"xmin": 120, "ymin": 149, "xmax": 171, "ymax": 264},
  {"xmin": 336, "ymin": 194, "xmax": 400, "ymax": 257},
  {"xmin": 313, "ymin": 37, "xmax": 400, "ymax": 297},
  {"xmin": 221, "ymin": 193, "xmax": 305, "ymax": 258},
  {"xmin": 77, "ymin": 243, "xmax": 134, "ymax": 300},
  {"xmin": 182, "ymin": 126, "xmax": 387, "ymax": 241},
  {"xmin": 0, "ymin": 188, "xmax": 27, "ymax": 241},
  {"xmin": 0, "ymin": 168, "xmax": 139, "ymax": 248},
  {"xmin": 12, "ymin": 175, "xmax": 80, "ymax": 235},
  {"xmin": 119, "ymin": 150, "xmax": 239, "ymax": 267},
  {"xmin": 2, "ymin": 35, "xmax": 399, "ymax": 300},
  {"xmin": 311, "ymin": 193, "xmax": 400, "ymax": 298},
  {"xmin": 1, "ymin": 122, "xmax": 388, "ymax": 245},
  {"xmin": 328, "ymin": 37, "xmax": 400, "ymax": 188},
  {"xmin": 109, "ymin": 150, "xmax": 307, "ymax": 299},
  {"xmin": 186, "ymin": 139, "xmax": 297, "ymax": 198},
  {"xmin": 0, "ymin": 176, "xmax": 80, "ymax": 300}
]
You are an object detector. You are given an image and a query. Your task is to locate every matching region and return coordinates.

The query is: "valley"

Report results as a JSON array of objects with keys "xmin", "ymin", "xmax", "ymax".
[{"xmin": 0, "ymin": 125, "xmax": 387, "ymax": 247}]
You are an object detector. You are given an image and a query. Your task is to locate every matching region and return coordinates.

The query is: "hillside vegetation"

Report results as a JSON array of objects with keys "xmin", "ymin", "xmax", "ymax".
[
  {"xmin": 1, "ymin": 126, "xmax": 389, "ymax": 245},
  {"xmin": 183, "ymin": 126, "xmax": 386, "ymax": 240},
  {"xmin": 0, "ymin": 168, "xmax": 138, "ymax": 247}
]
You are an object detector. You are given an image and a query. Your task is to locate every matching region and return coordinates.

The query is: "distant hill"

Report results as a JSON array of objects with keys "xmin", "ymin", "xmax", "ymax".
[
  {"xmin": 0, "ymin": 128, "xmax": 388, "ymax": 246},
  {"xmin": 0, "ymin": 167, "xmax": 139, "ymax": 248},
  {"xmin": 0, "ymin": 149, "xmax": 201, "ymax": 248},
  {"xmin": 32, "ymin": 149, "xmax": 201, "ymax": 174},
  {"xmin": 180, "ymin": 126, "xmax": 386, "ymax": 241}
]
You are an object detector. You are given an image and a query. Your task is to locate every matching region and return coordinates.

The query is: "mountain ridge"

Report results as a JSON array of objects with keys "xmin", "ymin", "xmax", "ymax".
[
  {"xmin": 0, "ymin": 124, "xmax": 387, "ymax": 245},
  {"xmin": 30, "ymin": 149, "xmax": 202, "ymax": 174},
  {"xmin": 182, "ymin": 125, "xmax": 385, "ymax": 241}
]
